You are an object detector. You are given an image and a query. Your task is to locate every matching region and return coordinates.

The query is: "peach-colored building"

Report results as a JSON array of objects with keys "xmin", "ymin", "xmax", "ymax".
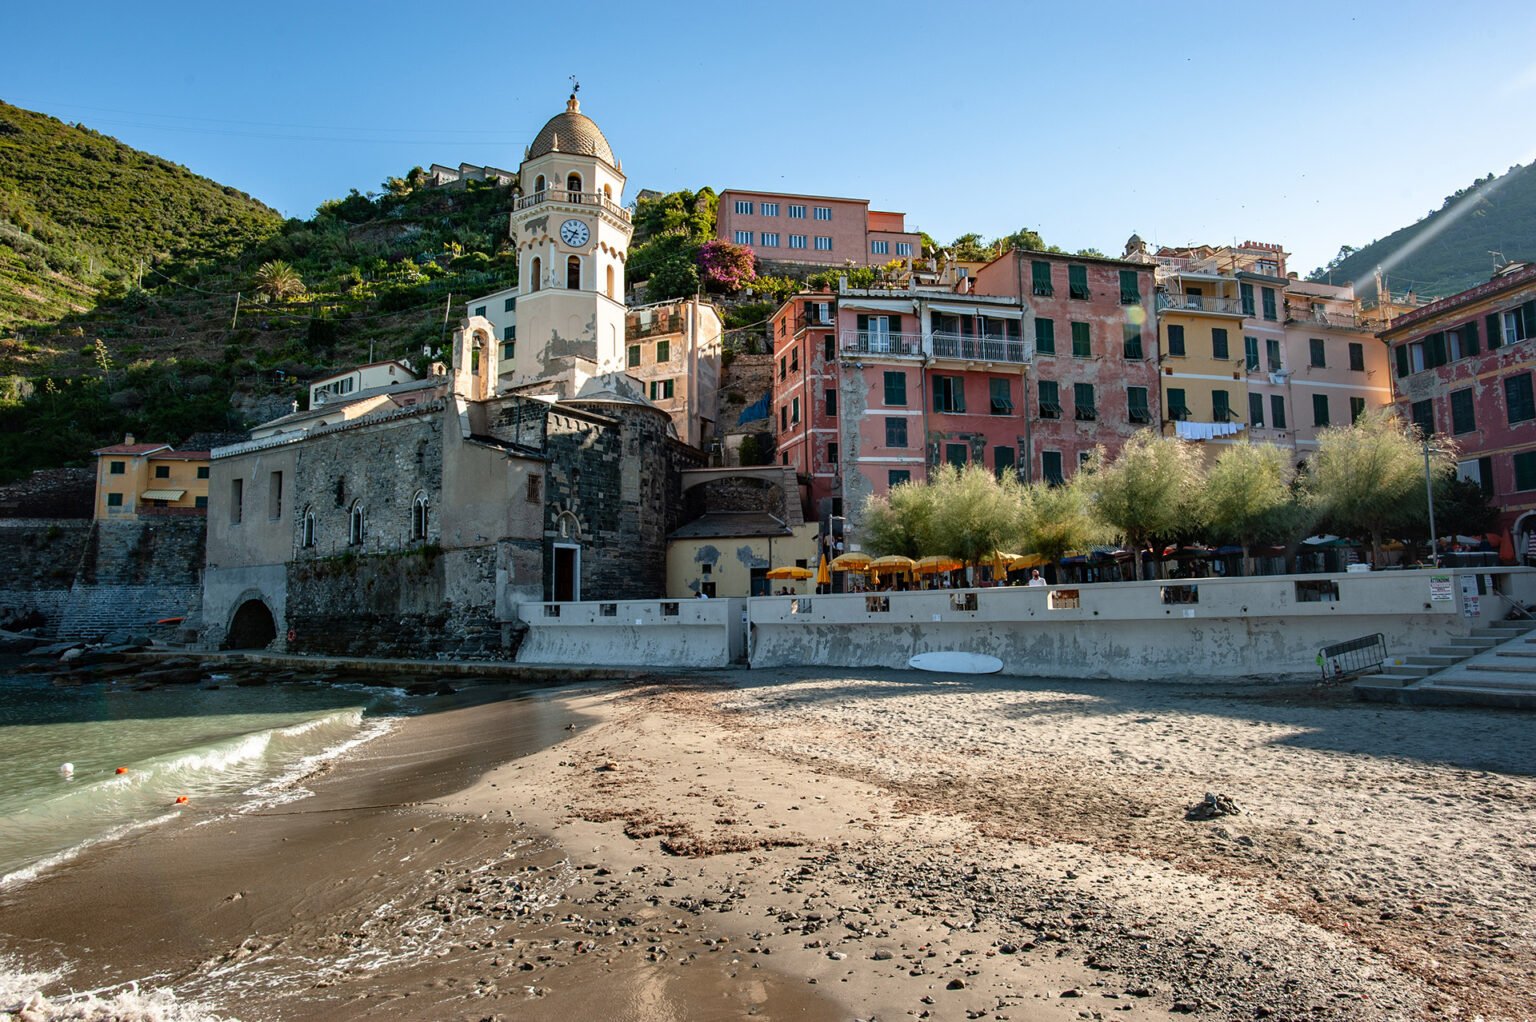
[
  {"xmin": 622, "ymin": 297, "xmax": 724, "ymax": 449},
  {"xmin": 717, "ymin": 190, "xmax": 921, "ymax": 268},
  {"xmin": 93, "ymin": 436, "xmax": 211, "ymax": 519}
]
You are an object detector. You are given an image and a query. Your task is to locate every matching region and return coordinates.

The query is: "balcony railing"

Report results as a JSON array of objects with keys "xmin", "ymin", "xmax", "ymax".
[
  {"xmin": 515, "ymin": 188, "xmax": 631, "ymax": 223},
  {"xmin": 627, "ymin": 314, "xmax": 684, "ymax": 338},
  {"xmin": 1156, "ymin": 292, "xmax": 1244, "ymax": 315},
  {"xmin": 931, "ymin": 332, "xmax": 1029, "ymax": 364},
  {"xmin": 840, "ymin": 330, "xmax": 923, "ymax": 357},
  {"xmin": 1284, "ymin": 307, "xmax": 1362, "ymax": 330}
]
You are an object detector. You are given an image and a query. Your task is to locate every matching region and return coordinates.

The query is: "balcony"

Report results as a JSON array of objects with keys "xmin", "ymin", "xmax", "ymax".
[
  {"xmin": 627, "ymin": 313, "xmax": 684, "ymax": 339},
  {"xmin": 931, "ymin": 332, "xmax": 1029, "ymax": 364},
  {"xmin": 1284, "ymin": 307, "xmax": 1362, "ymax": 330},
  {"xmin": 840, "ymin": 330, "xmax": 924, "ymax": 357},
  {"xmin": 515, "ymin": 188, "xmax": 631, "ymax": 223},
  {"xmin": 1156, "ymin": 292, "xmax": 1244, "ymax": 316}
]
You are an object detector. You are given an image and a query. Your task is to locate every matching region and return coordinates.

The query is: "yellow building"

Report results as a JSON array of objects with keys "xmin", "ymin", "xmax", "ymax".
[
  {"xmin": 93, "ymin": 435, "xmax": 211, "ymax": 519},
  {"xmin": 666, "ymin": 513, "xmax": 818, "ymax": 598},
  {"xmin": 1154, "ymin": 263, "xmax": 1249, "ymax": 452}
]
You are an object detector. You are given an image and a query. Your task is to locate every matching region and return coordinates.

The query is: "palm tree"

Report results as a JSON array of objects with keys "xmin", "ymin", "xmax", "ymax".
[{"xmin": 254, "ymin": 260, "xmax": 305, "ymax": 302}]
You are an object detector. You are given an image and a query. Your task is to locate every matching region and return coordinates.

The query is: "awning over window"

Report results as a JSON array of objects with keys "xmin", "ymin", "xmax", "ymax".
[
  {"xmin": 139, "ymin": 489, "xmax": 187, "ymax": 500},
  {"xmin": 925, "ymin": 302, "xmax": 1023, "ymax": 319}
]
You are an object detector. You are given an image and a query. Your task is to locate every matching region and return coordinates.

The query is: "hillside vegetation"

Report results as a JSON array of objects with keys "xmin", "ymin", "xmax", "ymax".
[{"xmin": 1309, "ymin": 162, "xmax": 1536, "ymax": 301}]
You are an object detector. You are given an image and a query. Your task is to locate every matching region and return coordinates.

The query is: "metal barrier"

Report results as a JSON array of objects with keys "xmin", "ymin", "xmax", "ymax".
[{"xmin": 1317, "ymin": 633, "xmax": 1386, "ymax": 684}]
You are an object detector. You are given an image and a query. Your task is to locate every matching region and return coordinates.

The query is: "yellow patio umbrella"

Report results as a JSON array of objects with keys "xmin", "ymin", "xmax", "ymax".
[
  {"xmin": 915, "ymin": 555, "xmax": 963, "ymax": 574},
  {"xmin": 766, "ymin": 565, "xmax": 812, "ymax": 580},
  {"xmin": 1009, "ymin": 553, "xmax": 1047, "ymax": 570},
  {"xmin": 830, "ymin": 551, "xmax": 873, "ymax": 572},
  {"xmin": 986, "ymin": 550, "xmax": 1023, "ymax": 572},
  {"xmin": 815, "ymin": 556, "xmax": 831, "ymax": 585},
  {"xmin": 871, "ymin": 554, "xmax": 917, "ymax": 573}
]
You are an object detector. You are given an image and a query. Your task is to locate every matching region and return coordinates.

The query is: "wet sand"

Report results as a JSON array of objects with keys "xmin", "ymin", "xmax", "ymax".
[{"xmin": 4, "ymin": 669, "xmax": 1535, "ymax": 1022}]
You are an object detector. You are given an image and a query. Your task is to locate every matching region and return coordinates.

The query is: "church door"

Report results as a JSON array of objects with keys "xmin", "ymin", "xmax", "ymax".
[{"xmin": 553, "ymin": 544, "xmax": 580, "ymax": 601}]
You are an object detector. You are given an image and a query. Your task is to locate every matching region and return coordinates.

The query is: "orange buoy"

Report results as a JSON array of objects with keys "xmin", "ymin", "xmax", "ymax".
[
  {"xmin": 175, "ymin": 796, "xmax": 189, "ymax": 805},
  {"xmin": 115, "ymin": 767, "xmax": 128, "ymax": 775}
]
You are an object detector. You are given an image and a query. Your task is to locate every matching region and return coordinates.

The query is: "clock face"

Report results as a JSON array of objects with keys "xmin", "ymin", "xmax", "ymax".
[{"xmin": 560, "ymin": 219, "xmax": 590, "ymax": 247}]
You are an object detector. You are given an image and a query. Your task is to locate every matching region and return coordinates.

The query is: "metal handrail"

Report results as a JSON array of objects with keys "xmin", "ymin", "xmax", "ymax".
[
  {"xmin": 839, "ymin": 330, "xmax": 924, "ymax": 356},
  {"xmin": 931, "ymin": 332, "xmax": 1029, "ymax": 364},
  {"xmin": 515, "ymin": 188, "xmax": 632, "ymax": 223}
]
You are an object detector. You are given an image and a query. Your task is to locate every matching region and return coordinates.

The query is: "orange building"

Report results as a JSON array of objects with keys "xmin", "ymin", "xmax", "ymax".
[{"xmin": 93, "ymin": 435, "xmax": 211, "ymax": 519}]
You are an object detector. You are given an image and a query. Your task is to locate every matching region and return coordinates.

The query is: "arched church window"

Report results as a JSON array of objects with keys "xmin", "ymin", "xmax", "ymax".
[
  {"xmin": 606, "ymin": 264, "xmax": 615, "ymax": 299},
  {"xmin": 567, "ymin": 256, "xmax": 581, "ymax": 290},
  {"xmin": 603, "ymin": 183, "xmax": 612, "ymax": 200},
  {"xmin": 349, "ymin": 501, "xmax": 366, "ymax": 546},
  {"xmin": 566, "ymin": 172, "xmax": 582, "ymax": 198},
  {"xmin": 301, "ymin": 506, "xmax": 315, "ymax": 548},
  {"xmin": 530, "ymin": 256, "xmax": 542, "ymax": 292},
  {"xmin": 410, "ymin": 492, "xmax": 429, "ymax": 541},
  {"xmin": 534, "ymin": 174, "xmax": 545, "ymax": 193}
]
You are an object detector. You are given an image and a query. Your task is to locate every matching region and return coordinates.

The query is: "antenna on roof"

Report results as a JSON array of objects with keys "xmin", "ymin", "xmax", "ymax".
[
  {"xmin": 569, "ymin": 75, "xmax": 580, "ymax": 95},
  {"xmin": 1490, "ymin": 250, "xmax": 1507, "ymax": 272}
]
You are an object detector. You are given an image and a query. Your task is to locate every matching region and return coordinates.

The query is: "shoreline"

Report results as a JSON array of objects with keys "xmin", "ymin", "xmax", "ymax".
[{"xmin": 3, "ymin": 668, "xmax": 1534, "ymax": 1021}]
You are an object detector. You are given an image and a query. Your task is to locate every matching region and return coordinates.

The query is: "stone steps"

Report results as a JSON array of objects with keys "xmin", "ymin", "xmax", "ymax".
[{"xmin": 1391, "ymin": 620, "xmax": 1536, "ymax": 709}]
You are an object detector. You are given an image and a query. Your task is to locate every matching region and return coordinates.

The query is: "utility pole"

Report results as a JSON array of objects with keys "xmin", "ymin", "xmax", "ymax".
[
  {"xmin": 231, "ymin": 291, "xmax": 241, "ymax": 329},
  {"xmin": 1424, "ymin": 437, "xmax": 1441, "ymax": 568},
  {"xmin": 440, "ymin": 292, "xmax": 455, "ymax": 350}
]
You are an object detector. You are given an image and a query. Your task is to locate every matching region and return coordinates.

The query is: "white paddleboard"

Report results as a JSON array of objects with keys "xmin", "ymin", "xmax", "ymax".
[{"xmin": 908, "ymin": 651, "xmax": 1004, "ymax": 674}]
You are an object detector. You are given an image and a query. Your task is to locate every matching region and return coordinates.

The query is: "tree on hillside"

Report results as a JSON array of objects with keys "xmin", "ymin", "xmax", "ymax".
[
  {"xmin": 1303, "ymin": 409, "xmax": 1456, "ymax": 566},
  {"xmin": 994, "ymin": 228, "xmax": 1046, "ymax": 255},
  {"xmin": 1198, "ymin": 442, "xmax": 1300, "ymax": 574},
  {"xmin": 628, "ymin": 188, "xmax": 718, "ymax": 300},
  {"xmin": 947, "ymin": 233, "xmax": 992, "ymax": 261},
  {"xmin": 1082, "ymin": 432, "xmax": 1204, "ymax": 580},
  {"xmin": 1016, "ymin": 476, "xmax": 1100, "ymax": 566},
  {"xmin": 253, "ymin": 260, "xmax": 305, "ymax": 302}
]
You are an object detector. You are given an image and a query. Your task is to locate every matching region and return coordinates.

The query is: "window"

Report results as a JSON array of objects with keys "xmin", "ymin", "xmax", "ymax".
[
  {"xmin": 502, "ymin": 341, "xmax": 516, "ymax": 361},
  {"xmin": 825, "ymin": 388, "xmax": 838, "ymax": 417},
  {"xmin": 932, "ymin": 376, "xmax": 965, "ymax": 413},
  {"xmin": 1348, "ymin": 342, "xmax": 1365, "ymax": 371},
  {"xmin": 1249, "ymin": 392, "xmax": 1265, "ymax": 427},
  {"xmin": 1312, "ymin": 393, "xmax": 1330, "ymax": 426},
  {"xmin": 1450, "ymin": 389, "xmax": 1476, "ymax": 434},
  {"xmin": 888, "ymin": 469, "xmax": 910, "ymax": 487},
  {"xmin": 1071, "ymin": 321, "xmax": 1091, "ymax": 358},
  {"xmin": 411, "ymin": 492, "xmax": 429, "ymax": 541},
  {"xmin": 154, "ymin": 465, "xmax": 170, "ymax": 479},
  {"xmin": 1264, "ymin": 338, "xmax": 1281, "ymax": 372},
  {"xmin": 1042, "ymin": 451, "xmax": 1064, "ymax": 486},
  {"xmin": 566, "ymin": 255, "xmax": 580, "ymax": 289},
  {"xmin": 871, "ymin": 240, "xmax": 889, "ymax": 255},
  {"xmin": 885, "ymin": 417, "xmax": 908, "ymax": 448},
  {"xmin": 106, "ymin": 492, "xmax": 123, "ymax": 507},
  {"xmin": 1506, "ymin": 373, "xmax": 1536, "ymax": 424},
  {"xmin": 823, "ymin": 335, "xmax": 834, "ymax": 361},
  {"xmin": 1068, "ymin": 264, "xmax": 1090, "ymax": 300},
  {"xmin": 650, "ymin": 379, "xmax": 675, "ymax": 400},
  {"xmin": 994, "ymin": 445, "xmax": 1015, "ymax": 480},
  {"xmin": 760, "ymin": 232, "xmax": 780, "ymax": 247},
  {"xmin": 1127, "ymin": 386, "xmax": 1150, "ymax": 423},
  {"xmin": 761, "ymin": 202, "xmax": 779, "ymax": 216},
  {"xmin": 946, "ymin": 443, "xmax": 968, "ymax": 468},
  {"xmin": 1516, "ymin": 451, "xmax": 1536, "ymax": 491},
  {"xmin": 1116, "ymin": 269, "xmax": 1141, "ymax": 305},
  {"xmin": 197, "ymin": 466, "xmax": 210, "ymax": 479},
  {"xmin": 534, "ymin": 174, "xmax": 545, "ymax": 193},
  {"xmin": 504, "ymin": 297, "xmax": 516, "ymax": 312},
  {"xmin": 1212, "ymin": 328, "xmax": 1229, "ymax": 360},
  {"xmin": 1261, "ymin": 287, "xmax": 1277, "ymax": 320},
  {"xmin": 1212, "ymin": 389, "xmax": 1232, "ymax": 422},
  {"xmin": 734, "ymin": 199, "xmax": 753, "ymax": 215},
  {"xmin": 1309, "ymin": 337, "xmax": 1326, "ymax": 367},
  {"xmin": 1271, "ymin": 395, "xmax": 1287, "ymax": 429},
  {"xmin": 268, "ymin": 471, "xmax": 283, "ymax": 519},
  {"xmin": 733, "ymin": 230, "xmax": 752, "ymax": 245},
  {"xmin": 789, "ymin": 234, "xmax": 807, "ymax": 249},
  {"xmin": 814, "ymin": 236, "xmax": 833, "ymax": 251},
  {"xmin": 989, "ymin": 378, "xmax": 1013, "ymax": 415},
  {"xmin": 788, "ymin": 204, "xmax": 806, "ymax": 218},
  {"xmin": 474, "ymin": 305, "xmax": 487, "ymax": 318},
  {"xmin": 827, "ymin": 441, "xmax": 839, "ymax": 465},
  {"xmin": 895, "ymin": 242, "xmax": 912, "ymax": 256},
  {"xmin": 1243, "ymin": 336, "xmax": 1259, "ymax": 371},
  {"xmin": 627, "ymin": 344, "xmax": 640, "ymax": 368},
  {"xmin": 349, "ymin": 502, "xmax": 365, "ymax": 545},
  {"xmin": 1034, "ymin": 317, "xmax": 1056, "ymax": 355},
  {"xmin": 1167, "ymin": 387, "xmax": 1189, "ymax": 421},
  {"xmin": 656, "ymin": 339, "xmax": 671, "ymax": 362},
  {"xmin": 1073, "ymin": 382, "xmax": 1096, "ymax": 420},
  {"xmin": 526, "ymin": 474, "xmax": 542, "ymax": 502},
  {"xmin": 791, "ymin": 396, "xmax": 800, "ymax": 423},
  {"xmin": 1167, "ymin": 324, "xmax": 1186, "ymax": 356},
  {"xmin": 1038, "ymin": 380, "xmax": 1062, "ymax": 419},
  {"xmin": 779, "ymin": 356, "xmax": 786, "ymax": 380},
  {"xmin": 566, "ymin": 172, "xmax": 581, "ymax": 194},
  {"xmin": 231, "ymin": 478, "xmax": 243, "ymax": 524},
  {"xmin": 884, "ymin": 371, "xmax": 906, "ymax": 405},
  {"xmin": 109, "ymin": 461, "xmax": 125, "ymax": 475},
  {"xmin": 813, "ymin": 206, "xmax": 832, "ymax": 220},
  {"xmin": 780, "ymin": 406, "xmax": 788, "ymax": 431},
  {"xmin": 1123, "ymin": 322, "xmax": 1143, "ymax": 360},
  {"xmin": 1240, "ymin": 282, "xmax": 1255, "ymax": 317},
  {"xmin": 1029, "ymin": 261, "xmax": 1053, "ymax": 296},
  {"xmin": 1348, "ymin": 396, "xmax": 1367, "ymax": 424}
]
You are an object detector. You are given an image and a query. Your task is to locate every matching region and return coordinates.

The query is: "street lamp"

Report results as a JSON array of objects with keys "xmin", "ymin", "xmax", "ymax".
[{"xmin": 1422, "ymin": 435, "xmax": 1442, "ymax": 568}]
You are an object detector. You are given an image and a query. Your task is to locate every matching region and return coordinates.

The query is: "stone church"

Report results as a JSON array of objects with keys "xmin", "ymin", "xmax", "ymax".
[{"xmin": 200, "ymin": 96, "xmax": 703, "ymax": 656}]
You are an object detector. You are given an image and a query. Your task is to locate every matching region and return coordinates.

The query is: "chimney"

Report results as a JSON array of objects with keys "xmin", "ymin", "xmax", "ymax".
[{"xmin": 124, "ymin": 433, "xmax": 135, "ymax": 445}]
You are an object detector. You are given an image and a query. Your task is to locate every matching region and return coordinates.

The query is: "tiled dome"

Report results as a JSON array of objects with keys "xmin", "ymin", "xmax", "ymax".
[{"xmin": 527, "ymin": 95, "xmax": 615, "ymax": 166}]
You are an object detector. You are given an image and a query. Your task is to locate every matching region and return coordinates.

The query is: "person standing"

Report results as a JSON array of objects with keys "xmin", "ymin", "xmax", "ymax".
[{"xmin": 1026, "ymin": 569, "xmax": 1046, "ymax": 587}]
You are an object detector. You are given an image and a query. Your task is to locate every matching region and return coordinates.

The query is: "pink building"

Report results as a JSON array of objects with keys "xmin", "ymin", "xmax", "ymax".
[
  {"xmin": 971, "ymin": 250, "xmax": 1161, "ymax": 483},
  {"xmin": 718, "ymin": 190, "xmax": 922, "ymax": 268},
  {"xmin": 1381, "ymin": 261, "xmax": 1536, "ymax": 553}
]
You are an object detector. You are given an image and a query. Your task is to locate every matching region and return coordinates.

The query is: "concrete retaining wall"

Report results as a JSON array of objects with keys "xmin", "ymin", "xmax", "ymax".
[{"xmin": 516, "ymin": 598, "xmax": 746, "ymax": 668}]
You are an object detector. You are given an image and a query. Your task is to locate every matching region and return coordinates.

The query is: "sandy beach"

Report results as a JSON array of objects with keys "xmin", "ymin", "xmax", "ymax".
[{"xmin": 4, "ymin": 668, "xmax": 1534, "ymax": 1022}]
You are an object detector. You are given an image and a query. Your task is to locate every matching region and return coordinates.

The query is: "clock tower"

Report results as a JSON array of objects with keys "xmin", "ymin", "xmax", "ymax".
[{"xmin": 503, "ymin": 93, "xmax": 632, "ymax": 392}]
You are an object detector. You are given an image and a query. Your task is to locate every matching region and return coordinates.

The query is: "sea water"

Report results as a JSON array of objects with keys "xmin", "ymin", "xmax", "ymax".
[{"xmin": 0, "ymin": 664, "xmax": 409, "ymax": 887}]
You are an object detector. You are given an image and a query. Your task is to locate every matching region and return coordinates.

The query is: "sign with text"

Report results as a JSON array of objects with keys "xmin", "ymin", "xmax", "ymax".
[{"xmin": 1428, "ymin": 575, "xmax": 1454, "ymax": 602}]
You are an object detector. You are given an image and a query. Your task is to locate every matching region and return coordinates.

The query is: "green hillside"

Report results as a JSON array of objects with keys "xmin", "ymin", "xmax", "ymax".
[
  {"xmin": 1309, "ymin": 162, "xmax": 1536, "ymax": 302},
  {"xmin": 0, "ymin": 101, "xmax": 523, "ymax": 483}
]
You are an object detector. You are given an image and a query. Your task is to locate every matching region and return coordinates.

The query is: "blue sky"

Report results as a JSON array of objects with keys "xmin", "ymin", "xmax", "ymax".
[{"xmin": 4, "ymin": 0, "xmax": 1533, "ymax": 283}]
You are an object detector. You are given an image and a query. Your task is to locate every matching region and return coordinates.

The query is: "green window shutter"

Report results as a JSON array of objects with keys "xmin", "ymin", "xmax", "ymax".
[
  {"xmin": 1427, "ymin": 332, "xmax": 1446, "ymax": 367},
  {"xmin": 1450, "ymin": 389, "xmax": 1475, "ymax": 434},
  {"xmin": 1123, "ymin": 322, "xmax": 1143, "ymax": 359},
  {"xmin": 1395, "ymin": 344, "xmax": 1410, "ymax": 377},
  {"xmin": 1515, "ymin": 451, "xmax": 1536, "ymax": 492},
  {"xmin": 1031, "ymin": 261, "xmax": 1052, "ymax": 295},
  {"xmin": 1463, "ymin": 319, "xmax": 1479, "ymax": 355},
  {"xmin": 1523, "ymin": 300, "xmax": 1536, "ymax": 338},
  {"xmin": 1035, "ymin": 318, "xmax": 1055, "ymax": 354},
  {"xmin": 1244, "ymin": 336, "xmax": 1259, "ymax": 370},
  {"xmin": 1212, "ymin": 390, "xmax": 1230, "ymax": 420},
  {"xmin": 1487, "ymin": 313, "xmax": 1503, "ymax": 349},
  {"xmin": 856, "ymin": 314, "xmax": 869, "ymax": 333},
  {"xmin": 1313, "ymin": 393, "xmax": 1330, "ymax": 426},
  {"xmin": 1071, "ymin": 322, "xmax": 1091, "ymax": 357},
  {"xmin": 1042, "ymin": 451, "xmax": 1063, "ymax": 486},
  {"xmin": 1068, "ymin": 264, "xmax": 1088, "ymax": 298},
  {"xmin": 1167, "ymin": 324, "xmax": 1185, "ymax": 356},
  {"xmin": 1240, "ymin": 283, "xmax": 1255, "ymax": 316},
  {"xmin": 1119, "ymin": 269, "xmax": 1140, "ymax": 303},
  {"xmin": 1271, "ymin": 395, "xmax": 1287, "ymax": 428},
  {"xmin": 1167, "ymin": 387, "xmax": 1187, "ymax": 419},
  {"xmin": 1212, "ymin": 328, "xmax": 1229, "ymax": 360},
  {"xmin": 1248, "ymin": 392, "xmax": 1264, "ymax": 426}
]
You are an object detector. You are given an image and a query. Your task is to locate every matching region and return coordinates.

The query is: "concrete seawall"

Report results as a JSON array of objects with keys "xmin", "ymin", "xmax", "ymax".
[{"xmin": 518, "ymin": 568, "xmax": 1536, "ymax": 679}]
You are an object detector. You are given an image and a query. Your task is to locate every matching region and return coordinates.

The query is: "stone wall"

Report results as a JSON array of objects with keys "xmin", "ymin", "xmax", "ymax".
[{"xmin": 0, "ymin": 469, "xmax": 94, "ymax": 519}]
